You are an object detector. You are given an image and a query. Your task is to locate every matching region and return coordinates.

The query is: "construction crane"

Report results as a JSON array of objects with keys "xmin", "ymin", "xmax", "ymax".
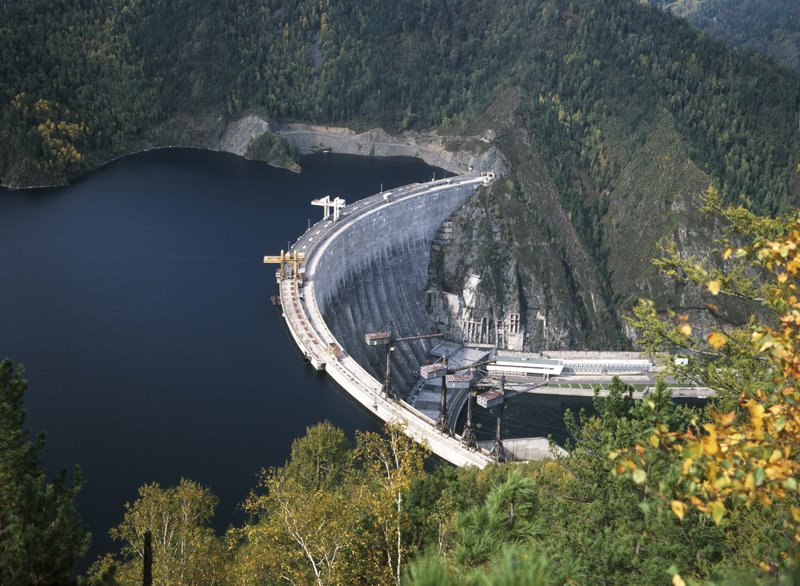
[
  {"xmin": 311, "ymin": 195, "xmax": 346, "ymax": 221},
  {"xmin": 474, "ymin": 376, "xmax": 550, "ymax": 462},
  {"xmin": 420, "ymin": 354, "xmax": 497, "ymax": 436},
  {"xmin": 490, "ymin": 377, "xmax": 507, "ymax": 462},
  {"xmin": 263, "ymin": 250, "xmax": 306, "ymax": 283},
  {"xmin": 462, "ymin": 388, "xmax": 479, "ymax": 451},
  {"xmin": 364, "ymin": 321, "xmax": 442, "ymax": 406}
]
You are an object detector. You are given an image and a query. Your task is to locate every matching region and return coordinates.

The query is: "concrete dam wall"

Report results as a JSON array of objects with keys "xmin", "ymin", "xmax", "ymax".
[
  {"xmin": 278, "ymin": 175, "xmax": 496, "ymax": 466},
  {"xmin": 314, "ymin": 181, "xmax": 481, "ymax": 396}
]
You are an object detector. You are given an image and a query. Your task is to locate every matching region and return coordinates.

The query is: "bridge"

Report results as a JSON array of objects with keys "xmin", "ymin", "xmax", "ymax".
[{"xmin": 270, "ymin": 174, "xmax": 557, "ymax": 467}]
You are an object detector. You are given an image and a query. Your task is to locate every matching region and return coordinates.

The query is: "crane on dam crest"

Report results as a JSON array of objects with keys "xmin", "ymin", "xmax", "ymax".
[
  {"xmin": 311, "ymin": 195, "xmax": 346, "ymax": 221},
  {"xmin": 263, "ymin": 250, "xmax": 306, "ymax": 283},
  {"xmin": 365, "ymin": 321, "xmax": 442, "ymax": 406},
  {"xmin": 420, "ymin": 354, "xmax": 498, "ymax": 435}
]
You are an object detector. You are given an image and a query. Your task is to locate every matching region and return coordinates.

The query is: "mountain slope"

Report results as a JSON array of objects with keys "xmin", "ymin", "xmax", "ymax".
[
  {"xmin": 649, "ymin": 0, "xmax": 800, "ymax": 71},
  {"xmin": 1, "ymin": 0, "xmax": 798, "ymax": 348},
  {"xmin": 428, "ymin": 0, "xmax": 799, "ymax": 348}
]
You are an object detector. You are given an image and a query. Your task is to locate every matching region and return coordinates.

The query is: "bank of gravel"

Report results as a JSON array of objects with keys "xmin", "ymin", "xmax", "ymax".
[
  {"xmin": 275, "ymin": 122, "xmax": 507, "ymax": 176},
  {"xmin": 2, "ymin": 114, "xmax": 506, "ymax": 189}
]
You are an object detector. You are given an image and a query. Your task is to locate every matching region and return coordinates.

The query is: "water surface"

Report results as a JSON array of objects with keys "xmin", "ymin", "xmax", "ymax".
[
  {"xmin": 0, "ymin": 149, "xmax": 443, "ymax": 564},
  {"xmin": 0, "ymin": 149, "xmax": 648, "ymax": 567}
]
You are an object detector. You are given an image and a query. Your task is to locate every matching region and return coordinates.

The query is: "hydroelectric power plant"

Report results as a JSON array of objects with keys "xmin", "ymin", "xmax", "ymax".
[
  {"xmin": 267, "ymin": 173, "xmax": 517, "ymax": 467},
  {"xmin": 266, "ymin": 172, "xmax": 708, "ymax": 467}
]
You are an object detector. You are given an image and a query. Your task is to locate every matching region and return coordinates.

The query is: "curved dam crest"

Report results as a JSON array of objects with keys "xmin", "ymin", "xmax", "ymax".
[
  {"xmin": 276, "ymin": 175, "xmax": 501, "ymax": 466},
  {"xmin": 319, "ymin": 184, "xmax": 472, "ymax": 393}
]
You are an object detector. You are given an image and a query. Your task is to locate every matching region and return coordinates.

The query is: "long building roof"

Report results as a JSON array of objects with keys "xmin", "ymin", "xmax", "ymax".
[{"xmin": 493, "ymin": 355, "xmax": 562, "ymax": 367}]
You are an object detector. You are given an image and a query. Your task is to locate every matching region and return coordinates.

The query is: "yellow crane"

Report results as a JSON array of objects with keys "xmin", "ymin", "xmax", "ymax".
[{"xmin": 263, "ymin": 250, "xmax": 306, "ymax": 283}]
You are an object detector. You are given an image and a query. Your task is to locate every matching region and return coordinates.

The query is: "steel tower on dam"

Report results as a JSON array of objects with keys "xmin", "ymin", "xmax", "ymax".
[{"xmin": 270, "ymin": 174, "xmax": 496, "ymax": 467}]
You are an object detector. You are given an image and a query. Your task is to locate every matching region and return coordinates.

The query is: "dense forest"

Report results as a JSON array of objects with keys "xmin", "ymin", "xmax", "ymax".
[
  {"xmin": 1, "ymin": 1, "xmax": 798, "ymax": 203},
  {"xmin": 648, "ymin": 0, "xmax": 800, "ymax": 72},
  {"xmin": 2, "ymin": 0, "xmax": 799, "ymax": 349},
  {"xmin": 2, "ymin": 2, "xmax": 800, "ymax": 582}
]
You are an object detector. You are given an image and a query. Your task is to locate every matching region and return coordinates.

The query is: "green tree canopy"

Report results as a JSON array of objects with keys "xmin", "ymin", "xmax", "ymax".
[
  {"xmin": 617, "ymin": 194, "xmax": 800, "ymax": 579},
  {"xmin": 0, "ymin": 358, "xmax": 89, "ymax": 586},
  {"xmin": 97, "ymin": 479, "xmax": 223, "ymax": 586}
]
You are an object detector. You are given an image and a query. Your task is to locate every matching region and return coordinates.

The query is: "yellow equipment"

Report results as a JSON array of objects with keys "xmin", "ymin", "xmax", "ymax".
[{"xmin": 263, "ymin": 250, "xmax": 306, "ymax": 283}]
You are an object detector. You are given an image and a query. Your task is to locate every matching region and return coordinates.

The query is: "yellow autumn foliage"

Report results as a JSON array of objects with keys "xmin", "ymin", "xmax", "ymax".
[{"xmin": 615, "ymin": 212, "xmax": 800, "ymax": 562}]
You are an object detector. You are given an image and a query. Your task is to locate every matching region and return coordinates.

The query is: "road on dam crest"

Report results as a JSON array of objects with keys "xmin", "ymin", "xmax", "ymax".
[{"xmin": 268, "ymin": 174, "xmax": 557, "ymax": 467}]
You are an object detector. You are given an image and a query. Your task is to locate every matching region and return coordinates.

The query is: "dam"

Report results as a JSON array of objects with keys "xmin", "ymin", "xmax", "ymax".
[{"xmin": 269, "ymin": 174, "xmax": 555, "ymax": 467}]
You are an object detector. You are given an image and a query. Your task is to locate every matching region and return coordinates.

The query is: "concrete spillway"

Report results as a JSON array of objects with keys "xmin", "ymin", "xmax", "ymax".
[
  {"xmin": 318, "ymin": 183, "xmax": 475, "ymax": 393},
  {"xmin": 277, "ymin": 175, "xmax": 499, "ymax": 467}
]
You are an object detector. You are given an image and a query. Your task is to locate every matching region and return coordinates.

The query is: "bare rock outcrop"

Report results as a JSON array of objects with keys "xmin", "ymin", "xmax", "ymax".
[
  {"xmin": 213, "ymin": 115, "xmax": 270, "ymax": 156},
  {"xmin": 276, "ymin": 123, "xmax": 508, "ymax": 176}
]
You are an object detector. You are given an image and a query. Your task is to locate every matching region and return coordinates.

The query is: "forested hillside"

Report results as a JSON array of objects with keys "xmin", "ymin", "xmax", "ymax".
[
  {"xmin": 3, "ymin": 2, "xmax": 800, "ymax": 582},
  {"xmin": 1, "ymin": 0, "xmax": 799, "ymax": 345},
  {"xmin": 649, "ymin": 0, "xmax": 800, "ymax": 72}
]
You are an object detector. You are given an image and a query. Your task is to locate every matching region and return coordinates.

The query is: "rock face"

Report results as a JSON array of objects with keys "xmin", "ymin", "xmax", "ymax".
[
  {"xmin": 212, "ymin": 115, "xmax": 510, "ymax": 178},
  {"xmin": 213, "ymin": 115, "xmax": 270, "ymax": 156},
  {"xmin": 277, "ymin": 123, "xmax": 508, "ymax": 176},
  {"xmin": 424, "ymin": 123, "xmax": 733, "ymax": 352},
  {"xmin": 427, "ymin": 180, "xmax": 591, "ymax": 352}
]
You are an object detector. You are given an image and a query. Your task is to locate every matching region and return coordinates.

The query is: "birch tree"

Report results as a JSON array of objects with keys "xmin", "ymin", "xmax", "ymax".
[
  {"xmin": 108, "ymin": 479, "xmax": 223, "ymax": 586},
  {"xmin": 356, "ymin": 421, "xmax": 430, "ymax": 586}
]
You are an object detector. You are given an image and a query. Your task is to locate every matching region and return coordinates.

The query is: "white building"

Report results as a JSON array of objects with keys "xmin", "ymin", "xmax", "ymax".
[{"xmin": 488, "ymin": 355, "xmax": 564, "ymax": 380}]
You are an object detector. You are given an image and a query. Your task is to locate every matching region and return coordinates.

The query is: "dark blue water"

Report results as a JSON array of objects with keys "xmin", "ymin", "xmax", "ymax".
[
  {"xmin": 458, "ymin": 392, "xmax": 706, "ymax": 447},
  {"xmin": 0, "ymin": 149, "xmax": 447, "ymax": 567}
]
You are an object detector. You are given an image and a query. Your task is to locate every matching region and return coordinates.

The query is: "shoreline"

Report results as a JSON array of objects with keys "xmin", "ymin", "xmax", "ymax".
[
  {"xmin": 275, "ymin": 122, "xmax": 507, "ymax": 176},
  {"xmin": 2, "ymin": 115, "xmax": 507, "ymax": 191}
]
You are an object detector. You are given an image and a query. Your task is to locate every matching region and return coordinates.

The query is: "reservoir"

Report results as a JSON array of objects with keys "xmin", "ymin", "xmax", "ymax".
[{"xmin": 0, "ymin": 148, "xmax": 594, "ymax": 565}]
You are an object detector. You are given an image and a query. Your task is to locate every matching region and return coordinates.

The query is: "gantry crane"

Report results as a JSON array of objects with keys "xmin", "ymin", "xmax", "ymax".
[
  {"xmin": 364, "ymin": 321, "xmax": 442, "ymax": 406},
  {"xmin": 311, "ymin": 195, "xmax": 346, "ymax": 221},
  {"xmin": 474, "ymin": 375, "xmax": 550, "ymax": 462},
  {"xmin": 420, "ymin": 354, "xmax": 497, "ymax": 436},
  {"xmin": 263, "ymin": 250, "xmax": 306, "ymax": 283},
  {"xmin": 460, "ymin": 375, "xmax": 509, "ymax": 462}
]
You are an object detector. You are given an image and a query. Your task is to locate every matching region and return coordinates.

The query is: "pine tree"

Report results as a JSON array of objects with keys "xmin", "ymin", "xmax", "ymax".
[{"xmin": 0, "ymin": 358, "xmax": 89, "ymax": 586}]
